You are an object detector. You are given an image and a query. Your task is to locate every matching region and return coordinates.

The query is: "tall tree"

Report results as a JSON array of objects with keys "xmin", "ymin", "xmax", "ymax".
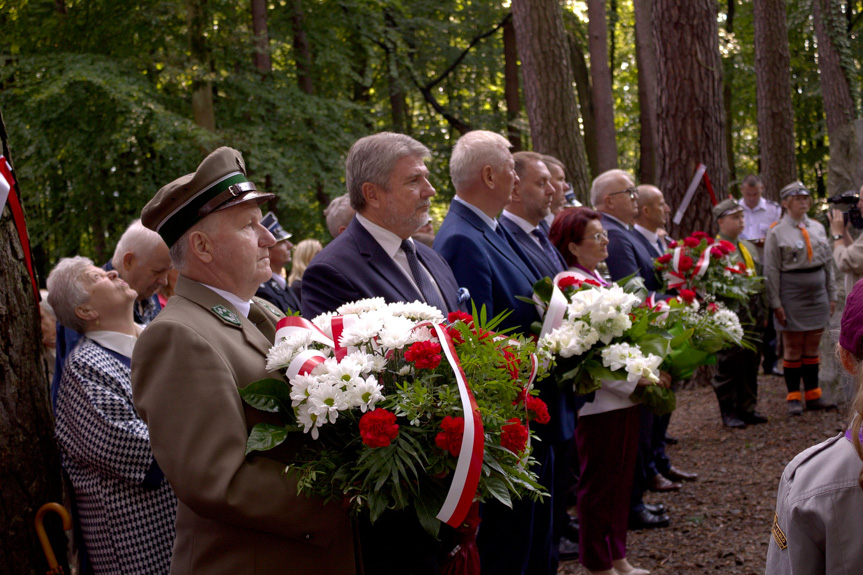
[
  {"xmin": 813, "ymin": 0, "xmax": 861, "ymax": 195},
  {"xmin": 0, "ymin": 115, "xmax": 68, "ymax": 575},
  {"xmin": 251, "ymin": 0, "xmax": 272, "ymax": 74},
  {"xmin": 503, "ymin": 18, "xmax": 523, "ymax": 152},
  {"xmin": 587, "ymin": 0, "xmax": 620, "ymax": 171},
  {"xmin": 723, "ymin": 0, "xmax": 738, "ymax": 192},
  {"xmin": 187, "ymin": 0, "xmax": 216, "ymax": 131},
  {"xmin": 753, "ymin": 0, "xmax": 798, "ymax": 198},
  {"xmin": 511, "ymin": 0, "xmax": 591, "ymax": 201},
  {"xmin": 654, "ymin": 0, "xmax": 728, "ymax": 236},
  {"xmin": 633, "ymin": 0, "xmax": 659, "ymax": 184},
  {"xmin": 292, "ymin": 0, "xmax": 315, "ymax": 95}
]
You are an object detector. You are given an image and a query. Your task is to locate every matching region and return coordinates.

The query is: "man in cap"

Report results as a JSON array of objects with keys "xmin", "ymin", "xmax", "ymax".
[
  {"xmin": 301, "ymin": 132, "xmax": 465, "ymax": 320},
  {"xmin": 711, "ymin": 198, "xmax": 768, "ymax": 427},
  {"xmin": 131, "ymin": 147, "xmax": 355, "ymax": 575},
  {"xmin": 255, "ymin": 212, "xmax": 300, "ymax": 314}
]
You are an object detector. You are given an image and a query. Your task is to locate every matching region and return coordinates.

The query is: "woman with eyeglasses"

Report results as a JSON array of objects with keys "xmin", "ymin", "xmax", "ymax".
[
  {"xmin": 764, "ymin": 181, "xmax": 838, "ymax": 416},
  {"xmin": 549, "ymin": 207, "xmax": 663, "ymax": 575}
]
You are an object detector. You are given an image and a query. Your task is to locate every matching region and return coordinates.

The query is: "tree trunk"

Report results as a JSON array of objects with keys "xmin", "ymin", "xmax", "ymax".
[
  {"xmin": 503, "ymin": 18, "xmax": 523, "ymax": 152},
  {"xmin": 292, "ymin": 0, "xmax": 315, "ymax": 95},
  {"xmin": 511, "ymin": 0, "xmax": 591, "ymax": 202},
  {"xmin": 654, "ymin": 0, "xmax": 727, "ymax": 238},
  {"xmin": 753, "ymin": 0, "xmax": 798, "ymax": 199},
  {"xmin": 633, "ymin": 0, "xmax": 658, "ymax": 185},
  {"xmin": 587, "ymin": 0, "xmax": 619, "ymax": 171},
  {"xmin": 813, "ymin": 0, "xmax": 860, "ymax": 196},
  {"xmin": 250, "ymin": 0, "xmax": 272, "ymax": 75},
  {"xmin": 568, "ymin": 30, "xmax": 599, "ymax": 178},
  {"xmin": 0, "ymin": 133, "xmax": 68, "ymax": 574},
  {"xmin": 723, "ymin": 0, "xmax": 737, "ymax": 194},
  {"xmin": 187, "ymin": 0, "xmax": 215, "ymax": 132}
]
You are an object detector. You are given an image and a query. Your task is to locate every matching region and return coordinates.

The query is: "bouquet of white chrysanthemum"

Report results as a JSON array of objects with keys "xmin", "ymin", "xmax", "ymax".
[
  {"xmin": 529, "ymin": 275, "xmax": 672, "ymax": 397},
  {"xmin": 240, "ymin": 298, "xmax": 550, "ymax": 539}
]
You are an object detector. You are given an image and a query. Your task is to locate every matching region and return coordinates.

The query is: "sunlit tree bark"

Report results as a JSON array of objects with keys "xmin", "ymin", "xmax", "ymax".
[{"xmin": 587, "ymin": 0, "xmax": 619, "ymax": 171}]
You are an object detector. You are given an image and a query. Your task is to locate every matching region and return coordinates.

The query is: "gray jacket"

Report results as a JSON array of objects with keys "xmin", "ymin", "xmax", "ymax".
[{"xmin": 766, "ymin": 433, "xmax": 863, "ymax": 575}]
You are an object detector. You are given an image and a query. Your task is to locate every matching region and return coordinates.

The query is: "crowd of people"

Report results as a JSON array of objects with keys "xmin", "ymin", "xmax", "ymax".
[{"xmin": 38, "ymin": 130, "xmax": 863, "ymax": 575}]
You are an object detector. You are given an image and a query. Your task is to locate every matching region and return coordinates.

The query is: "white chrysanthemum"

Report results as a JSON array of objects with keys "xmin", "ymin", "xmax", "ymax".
[
  {"xmin": 289, "ymin": 373, "xmax": 319, "ymax": 407},
  {"xmin": 320, "ymin": 356, "xmax": 363, "ymax": 385},
  {"xmin": 337, "ymin": 298, "xmax": 387, "ymax": 315},
  {"xmin": 347, "ymin": 375, "xmax": 385, "ymax": 412},
  {"xmin": 310, "ymin": 311, "xmax": 337, "ymax": 339},
  {"xmin": 296, "ymin": 402, "xmax": 323, "ymax": 439},
  {"xmin": 266, "ymin": 330, "xmax": 314, "ymax": 370},
  {"xmin": 339, "ymin": 314, "xmax": 386, "ymax": 347},
  {"xmin": 387, "ymin": 301, "xmax": 444, "ymax": 323},
  {"xmin": 378, "ymin": 315, "xmax": 420, "ymax": 349},
  {"xmin": 713, "ymin": 309, "xmax": 744, "ymax": 341},
  {"xmin": 362, "ymin": 353, "xmax": 388, "ymax": 374},
  {"xmin": 307, "ymin": 382, "xmax": 349, "ymax": 424}
]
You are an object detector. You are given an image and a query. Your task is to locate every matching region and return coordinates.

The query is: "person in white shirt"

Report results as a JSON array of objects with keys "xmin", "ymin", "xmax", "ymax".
[{"xmin": 738, "ymin": 174, "xmax": 782, "ymax": 243}]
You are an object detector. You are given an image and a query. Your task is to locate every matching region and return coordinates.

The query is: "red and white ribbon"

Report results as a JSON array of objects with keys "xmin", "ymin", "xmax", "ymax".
[
  {"xmin": 275, "ymin": 316, "xmax": 334, "ymax": 348},
  {"xmin": 693, "ymin": 247, "xmax": 711, "ymax": 278}
]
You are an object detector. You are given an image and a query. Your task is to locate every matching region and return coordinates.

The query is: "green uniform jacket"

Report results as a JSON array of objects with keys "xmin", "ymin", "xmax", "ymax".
[{"xmin": 132, "ymin": 276, "xmax": 355, "ymax": 575}]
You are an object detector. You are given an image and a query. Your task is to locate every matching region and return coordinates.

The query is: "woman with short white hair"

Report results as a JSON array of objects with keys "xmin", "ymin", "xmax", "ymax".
[{"xmin": 48, "ymin": 256, "xmax": 176, "ymax": 575}]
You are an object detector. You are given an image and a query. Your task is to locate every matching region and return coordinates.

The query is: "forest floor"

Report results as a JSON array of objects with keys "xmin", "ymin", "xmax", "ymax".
[{"xmin": 558, "ymin": 372, "xmax": 848, "ymax": 575}]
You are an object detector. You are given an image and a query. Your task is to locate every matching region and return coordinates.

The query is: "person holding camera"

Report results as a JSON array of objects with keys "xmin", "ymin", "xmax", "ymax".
[
  {"xmin": 765, "ymin": 181, "xmax": 837, "ymax": 416},
  {"xmin": 827, "ymin": 184, "xmax": 863, "ymax": 296}
]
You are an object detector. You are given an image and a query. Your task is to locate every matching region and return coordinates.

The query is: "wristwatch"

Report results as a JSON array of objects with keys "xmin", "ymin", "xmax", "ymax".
[{"xmin": 832, "ymin": 234, "xmax": 844, "ymax": 241}]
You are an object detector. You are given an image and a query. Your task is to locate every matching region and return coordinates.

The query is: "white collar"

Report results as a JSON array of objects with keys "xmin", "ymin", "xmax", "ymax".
[
  {"xmin": 199, "ymin": 282, "xmax": 252, "ymax": 318},
  {"xmin": 86, "ymin": 326, "xmax": 143, "ymax": 359},
  {"xmin": 740, "ymin": 197, "xmax": 767, "ymax": 212},
  {"xmin": 270, "ymin": 272, "xmax": 287, "ymax": 290},
  {"xmin": 355, "ymin": 213, "xmax": 407, "ymax": 258},
  {"xmin": 602, "ymin": 212, "xmax": 630, "ymax": 229},
  {"xmin": 501, "ymin": 210, "xmax": 539, "ymax": 235},
  {"xmin": 453, "ymin": 195, "xmax": 498, "ymax": 231},
  {"xmin": 633, "ymin": 223, "xmax": 659, "ymax": 242}
]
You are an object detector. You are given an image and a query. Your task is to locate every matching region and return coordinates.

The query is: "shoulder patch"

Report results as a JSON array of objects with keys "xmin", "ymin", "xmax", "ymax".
[
  {"xmin": 211, "ymin": 304, "xmax": 242, "ymax": 327},
  {"xmin": 772, "ymin": 512, "xmax": 788, "ymax": 549}
]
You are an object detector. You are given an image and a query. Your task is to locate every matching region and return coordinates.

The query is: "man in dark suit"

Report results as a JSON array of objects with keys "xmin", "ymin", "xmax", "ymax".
[
  {"xmin": 301, "ymin": 132, "xmax": 465, "ymax": 574},
  {"xmin": 255, "ymin": 212, "xmax": 300, "ymax": 314},
  {"xmin": 434, "ymin": 131, "xmax": 552, "ymax": 575},
  {"xmin": 501, "ymin": 150, "xmax": 579, "ymax": 567},
  {"xmin": 301, "ymin": 134, "xmax": 464, "ymax": 320}
]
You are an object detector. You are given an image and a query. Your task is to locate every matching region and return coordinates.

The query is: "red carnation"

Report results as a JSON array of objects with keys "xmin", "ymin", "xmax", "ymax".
[
  {"xmin": 434, "ymin": 415, "xmax": 464, "ymax": 457},
  {"xmin": 683, "ymin": 237, "xmax": 700, "ymax": 248},
  {"xmin": 501, "ymin": 348, "xmax": 521, "ymax": 380},
  {"xmin": 707, "ymin": 302, "xmax": 719, "ymax": 314},
  {"xmin": 501, "ymin": 418, "xmax": 529, "ymax": 454},
  {"xmin": 719, "ymin": 240, "xmax": 736, "ymax": 253},
  {"xmin": 359, "ymin": 409, "xmax": 399, "ymax": 448},
  {"xmin": 525, "ymin": 396, "xmax": 550, "ymax": 425},
  {"xmin": 668, "ymin": 240, "xmax": 678, "ymax": 249},
  {"xmin": 704, "ymin": 237, "xmax": 715, "ymax": 245},
  {"xmin": 737, "ymin": 261, "xmax": 747, "ymax": 271},
  {"xmin": 557, "ymin": 276, "xmax": 583, "ymax": 290},
  {"xmin": 404, "ymin": 340, "xmax": 442, "ymax": 370},
  {"xmin": 692, "ymin": 231, "xmax": 709, "ymax": 239},
  {"xmin": 677, "ymin": 255, "xmax": 694, "ymax": 272},
  {"xmin": 679, "ymin": 289, "xmax": 697, "ymax": 304},
  {"xmin": 657, "ymin": 253, "xmax": 673, "ymax": 264},
  {"xmin": 710, "ymin": 246, "xmax": 725, "ymax": 258},
  {"xmin": 448, "ymin": 311, "xmax": 473, "ymax": 325},
  {"xmin": 444, "ymin": 323, "xmax": 465, "ymax": 344},
  {"xmin": 584, "ymin": 279, "xmax": 601, "ymax": 287}
]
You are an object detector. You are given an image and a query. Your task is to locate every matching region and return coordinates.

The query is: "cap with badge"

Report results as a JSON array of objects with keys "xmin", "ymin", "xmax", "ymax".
[
  {"xmin": 779, "ymin": 181, "xmax": 811, "ymax": 199},
  {"xmin": 713, "ymin": 198, "xmax": 744, "ymax": 221},
  {"xmin": 142, "ymin": 147, "xmax": 274, "ymax": 247},
  {"xmin": 261, "ymin": 212, "xmax": 292, "ymax": 243}
]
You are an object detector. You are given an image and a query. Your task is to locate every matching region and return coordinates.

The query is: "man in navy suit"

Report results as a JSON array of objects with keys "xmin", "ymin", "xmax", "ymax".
[
  {"xmin": 255, "ymin": 212, "xmax": 301, "ymax": 314},
  {"xmin": 301, "ymin": 132, "xmax": 465, "ymax": 575},
  {"xmin": 301, "ymin": 133, "xmax": 464, "ymax": 321},
  {"xmin": 435, "ymin": 131, "xmax": 554, "ymax": 575}
]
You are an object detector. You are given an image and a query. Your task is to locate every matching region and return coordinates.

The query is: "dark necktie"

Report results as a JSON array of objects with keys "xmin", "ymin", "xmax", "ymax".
[
  {"xmin": 531, "ymin": 228, "xmax": 565, "ymax": 272},
  {"xmin": 400, "ymin": 240, "xmax": 447, "ymax": 314},
  {"xmin": 656, "ymin": 238, "xmax": 665, "ymax": 255},
  {"xmin": 248, "ymin": 304, "xmax": 276, "ymax": 341}
]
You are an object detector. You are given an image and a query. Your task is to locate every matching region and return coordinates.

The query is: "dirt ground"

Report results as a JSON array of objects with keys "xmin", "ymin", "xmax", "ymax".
[{"xmin": 558, "ymin": 373, "xmax": 848, "ymax": 575}]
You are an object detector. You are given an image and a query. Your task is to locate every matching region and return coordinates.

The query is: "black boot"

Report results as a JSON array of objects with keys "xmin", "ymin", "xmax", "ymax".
[{"xmin": 715, "ymin": 390, "xmax": 745, "ymax": 428}]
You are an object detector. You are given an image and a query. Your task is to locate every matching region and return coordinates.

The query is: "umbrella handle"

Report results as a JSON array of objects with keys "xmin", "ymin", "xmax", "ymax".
[{"xmin": 35, "ymin": 502, "xmax": 71, "ymax": 575}]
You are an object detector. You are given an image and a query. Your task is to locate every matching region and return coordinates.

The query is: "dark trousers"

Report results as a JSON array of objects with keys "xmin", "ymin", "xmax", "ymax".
[
  {"xmin": 713, "ymin": 344, "xmax": 761, "ymax": 415},
  {"xmin": 576, "ymin": 406, "xmax": 639, "ymax": 572},
  {"xmin": 762, "ymin": 312, "xmax": 778, "ymax": 372},
  {"xmin": 628, "ymin": 405, "xmax": 669, "ymax": 513},
  {"xmin": 357, "ymin": 509, "xmax": 444, "ymax": 575}
]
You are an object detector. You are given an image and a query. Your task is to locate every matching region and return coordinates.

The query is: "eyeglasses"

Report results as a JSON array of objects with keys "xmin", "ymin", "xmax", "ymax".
[
  {"xmin": 608, "ymin": 187, "xmax": 638, "ymax": 200},
  {"xmin": 577, "ymin": 231, "xmax": 609, "ymax": 243}
]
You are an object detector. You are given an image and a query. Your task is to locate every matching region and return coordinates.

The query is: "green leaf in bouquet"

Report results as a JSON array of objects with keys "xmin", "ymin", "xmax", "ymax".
[
  {"xmin": 670, "ymin": 327, "xmax": 695, "ymax": 348},
  {"xmin": 484, "ymin": 475, "xmax": 513, "ymax": 508},
  {"xmin": 632, "ymin": 332, "xmax": 672, "ymax": 360},
  {"xmin": 239, "ymin": 378, "xmax": 295, "ymax": 419},
  {"xmin": 627, "ymin": 312, "xmax": 650, "ymax": 339},
  {"xmin": 629, "ymin": 385, "xmax": 677, "ymax": 416},
  {"xmin": 618, "ymin": 273, "xmax": 648, "ymax": 302},
  {"xmin": 245, "ymin": 422, "xmax": 290, "ymax": 455},
  {"xmin": 368, "ymin": 488, "xmax": 389, "ymax": 523},
  {"xmin": 533, "ymin": 277, "xmax": 555, "ymax": 303},
  {"xmin": 414, "ymin": 493, "xmax": 443, "ymax": 538}
]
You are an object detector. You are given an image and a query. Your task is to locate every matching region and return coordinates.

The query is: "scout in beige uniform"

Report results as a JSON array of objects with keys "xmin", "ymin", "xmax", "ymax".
[
  {"xmin": 131, "ymin": 147, "xmax": 355, "ymax": 575},
  {"xmin": 710, "ymin": 199, "xmax": 767, "ymax": 428},
  {"xmin": 763, "ymin": 181, "xmax": 837, "ymax": 416},
  {"xmin": 766, "ymin": 280, "xmax": 863, "ymax": 575}
]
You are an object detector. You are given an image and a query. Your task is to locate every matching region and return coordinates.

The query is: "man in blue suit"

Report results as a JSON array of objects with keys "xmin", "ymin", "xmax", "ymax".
[
  {"xmin": 256, "ymin": 212, "xmax": 301, "ymax": 314},
  {"xmin": 434, "ymin": 131, "xmax": 553, "ymax": 575},
  {"xmin": 301, "ymin": 133, "xmax": 465, "ymax": 321},
  {"xmin": 301, "ymin": 132, "xmax": 465, "ymax": 575}
]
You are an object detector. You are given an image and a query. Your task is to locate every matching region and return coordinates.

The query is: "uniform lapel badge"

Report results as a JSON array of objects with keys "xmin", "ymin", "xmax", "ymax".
[
  {"xmin": 772, "ymin": 512, "xmax": 787, "ymax": 550},
  {"xmin": 211, "ymin": 304, "xmax": 242, "ymax": 327},
  {"xmin": 253, "ymin": 297, "xmax": 283, "ymax": 319}
]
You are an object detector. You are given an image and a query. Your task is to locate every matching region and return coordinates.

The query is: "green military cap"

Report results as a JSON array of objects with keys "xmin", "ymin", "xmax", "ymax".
[
  {"xmin": 141, "ymin": 147, "xmax": 274, "ymax": 247},
  {"xmin": 779, "ymin": 181, "xmax": 810, "ymax": 199},
  {"xmin": 713, "ymin": 198, "xmax": 744, "ymax": 220}
]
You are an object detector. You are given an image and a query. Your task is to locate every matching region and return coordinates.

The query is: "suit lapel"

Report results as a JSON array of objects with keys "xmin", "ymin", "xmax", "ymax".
[{"xmin": 346, "ymin": 219, "xmax": 425, "ymax": 304}]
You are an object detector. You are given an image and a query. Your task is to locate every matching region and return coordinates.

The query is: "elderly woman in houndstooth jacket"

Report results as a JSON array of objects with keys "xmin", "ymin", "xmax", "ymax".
[{"xmin": 48, "ymin": 256, "xmax": 177, "ymax": 575}]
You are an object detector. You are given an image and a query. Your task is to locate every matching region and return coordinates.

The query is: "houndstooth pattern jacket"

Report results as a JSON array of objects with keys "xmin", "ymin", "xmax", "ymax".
[{"xmin": 55, "ymin": 337, "xmax": 177, "ymax": 575}]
